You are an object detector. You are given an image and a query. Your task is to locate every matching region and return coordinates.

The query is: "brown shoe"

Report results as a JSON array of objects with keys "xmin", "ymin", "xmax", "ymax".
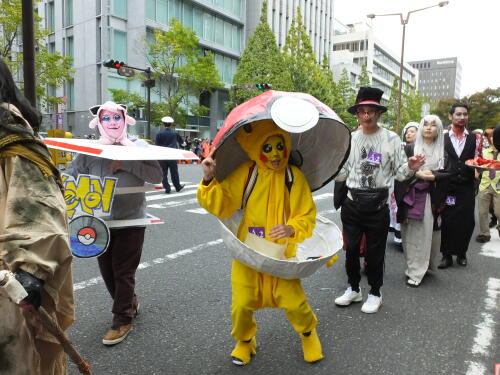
[
  {"xmin": 102, "ymin": 324, "xmax": 132, "ymax": 346},
  {"xmin": 475, "ymin": 234, "xmax": 491, "ymax": 243}
]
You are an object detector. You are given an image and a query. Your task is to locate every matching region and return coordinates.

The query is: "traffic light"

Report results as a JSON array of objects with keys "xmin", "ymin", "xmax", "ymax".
[
  {"xmin": 102, "ymin": 59, "xmax": 124, "ymax": 69},
  {"xmin": 256, "ymin": 83, "xmax": 272, "ymax": 90},
  {"xmin": 102, "ymin": 59, "xmax": 135, "ymax": 77}
]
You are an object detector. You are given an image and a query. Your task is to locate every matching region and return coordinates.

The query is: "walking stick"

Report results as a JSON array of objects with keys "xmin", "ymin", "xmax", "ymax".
[{"xmin": 0, "ymin": 234, "xmax": 93, "ymax": 375}]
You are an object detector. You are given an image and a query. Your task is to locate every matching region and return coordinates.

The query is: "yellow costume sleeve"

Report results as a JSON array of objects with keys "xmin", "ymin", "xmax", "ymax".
[
  {"xmin": 286, "ymin": 166, "xmax": 316, "ymax": 245},
  {"xmin": 197, "ymin": 162, "xmax": 252, "ymax": 219}
]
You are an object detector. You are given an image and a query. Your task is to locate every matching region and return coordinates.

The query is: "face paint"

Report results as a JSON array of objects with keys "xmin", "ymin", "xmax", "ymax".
[
  {"xmin": 260, "ymin": 135, "xmax": 286, "ymax": 169},
  {"xmin": 99, "ymin": 109, "xmax": 125, "ymax": 140}
]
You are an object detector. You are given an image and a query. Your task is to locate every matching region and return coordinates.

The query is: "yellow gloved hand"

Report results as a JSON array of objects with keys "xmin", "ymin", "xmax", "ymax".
[{"xmin": 326, "ymin": 254, "xmax": 339, "ymax": 268}]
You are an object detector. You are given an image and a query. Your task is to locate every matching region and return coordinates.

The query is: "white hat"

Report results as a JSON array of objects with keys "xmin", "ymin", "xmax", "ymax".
[
  {"xmin": 161, "ymin": 116, "xmax": 174, "ymax": 123},
  {"xmin": 270, "ymin": 96, "xmax": 319, "ymax": 133}
]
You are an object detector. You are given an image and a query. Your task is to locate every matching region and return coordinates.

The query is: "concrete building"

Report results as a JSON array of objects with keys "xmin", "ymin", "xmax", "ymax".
[
  {"xmin": 409, "ymin": 57, "xmax": 461, "ymax": 101},
  {"xmin": 36, "ymin": 0, "xmax": 246, "ymax": 139},
  {"xmin": 331, "ymin": 21, "xmax": 418, "ymax": 102},
  {"xmin": 246, "ymin": 0, "xmax": 335, "ymax": 63},
  {"xmin": 30, "ymin": 0, "xmax": 336, "ymax": 138}
]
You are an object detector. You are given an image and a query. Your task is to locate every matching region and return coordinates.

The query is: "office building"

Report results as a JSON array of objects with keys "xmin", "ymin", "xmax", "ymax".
[
  {"xmin": 246, "ymin": 0, "xmax": 335, "ymax": 63},
  {"xmin": 36, "ymin": 0, "xmax": 245, "ymax": 139},
  {"xmin": 409, "ymin": 57, "xmax": 461, "ymax": 101},
  {"xmin": 331, "ymin": 21, "xmax": 418, "ymax": 102},
  {"xmin": 29, "ymin": 0, "xmax": 336, "ymax": 138}
]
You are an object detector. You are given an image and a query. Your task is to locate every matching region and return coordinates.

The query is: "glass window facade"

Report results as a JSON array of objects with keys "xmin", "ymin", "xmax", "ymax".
[
  {"xmin": 67, "ymin": 80, "xmax": 75, "ymax": 110},
  {"xmin": 146, "ymin": 0, "xmax": 156, "ymax": 20},
  {"xmin": 212, "ymin": 52, "xmax": 237, "ymax": 84},
  {"xmin": 47, "ymin": 1, "xmax": 55, "ymax": 31},
  {"xmin": 113, "ymin": 30, "xmax": 127, "ymax": 62},
  {"xmin": 372, "ymin": 78, "xmax": 391, "ymax": 96},
  {"xmin": 113, "ymin": 0, "xmax": 127, "ymax": 19},
  {"xmin": 145, "ymin": 0, "xmax": 242, "ymax": 53},
  {"xmin": 66, "ymin": 36, "xmax": 74, "ymax": 64},
  {"xmin": 374, "ymin": 46, "xmax": 414, "ymax": 83},
  {"xmin": 65, "ymin": 0, "xmax": 73, "ymax": 26}
]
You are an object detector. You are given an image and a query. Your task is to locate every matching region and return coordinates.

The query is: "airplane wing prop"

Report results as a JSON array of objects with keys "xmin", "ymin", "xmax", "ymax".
[{"xmin": 43, "ymin": 138, "xmax": 198, "ymax": 161}]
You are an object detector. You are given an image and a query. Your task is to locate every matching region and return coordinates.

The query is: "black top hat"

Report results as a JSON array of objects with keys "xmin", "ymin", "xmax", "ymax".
[{"xmin": 347, "ymin": 87, "xmax": 388, "ymax": 115}]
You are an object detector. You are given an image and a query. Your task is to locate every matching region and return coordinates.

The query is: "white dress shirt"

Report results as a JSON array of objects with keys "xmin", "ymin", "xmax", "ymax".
[{"xmin": 449, "ymin": 127, "xmax": 469, "ymax": 157}]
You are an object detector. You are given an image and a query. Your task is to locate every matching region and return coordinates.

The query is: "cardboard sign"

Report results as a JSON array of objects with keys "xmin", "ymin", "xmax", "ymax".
[{"xmin": 62, "ymin": 173, "xmax": 118, "ymax": 220}]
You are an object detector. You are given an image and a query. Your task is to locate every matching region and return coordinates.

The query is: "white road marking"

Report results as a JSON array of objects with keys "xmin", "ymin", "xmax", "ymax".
[
  {"xmin": 148, "ymin": 198, "xmax": 198, "ymax": 209},
  {"xmin": 186, "ymin": 208, "xmax": 209, "ymax": 215},
  {"xmin": 146, "ymin": 189, "xmax": 197, "ymax": 201},
  {"xmin": 145, "ymin": 183, "xmax": 198, "ymax": 194},
  {"xmin": 465, "ymin": 277, "xmax": 500, "ymax": 375},
  {"xmin": 479, "ymin": 236, "xmax": 500, "ymax": 259},
  {"xmin": 313, "ymin": 193, "xmax": 333, "ymax": 201},
  {"xmin": 73, "ymin": 239, "xmax": 223, "ymax": 291}
]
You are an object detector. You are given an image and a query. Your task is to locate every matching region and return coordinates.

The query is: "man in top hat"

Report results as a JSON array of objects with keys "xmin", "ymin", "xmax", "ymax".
[
  {"xmin": 155, "ymin": 116, "xmax": 186, "ymax": 194},
  {"xmin": 334, "ymin": 87, "xmax": 425, "ymax": 313}
]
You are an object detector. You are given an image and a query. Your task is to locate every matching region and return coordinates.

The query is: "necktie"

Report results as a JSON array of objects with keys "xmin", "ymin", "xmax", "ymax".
[{"xmin": 489, "ymin": 152, "xmax": 498, "ymax": 179}]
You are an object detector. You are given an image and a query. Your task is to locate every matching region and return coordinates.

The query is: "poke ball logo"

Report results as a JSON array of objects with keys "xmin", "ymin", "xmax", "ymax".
[{"xmin": 77, "ymin": 227, "xmax": 97, "ymax": 245}]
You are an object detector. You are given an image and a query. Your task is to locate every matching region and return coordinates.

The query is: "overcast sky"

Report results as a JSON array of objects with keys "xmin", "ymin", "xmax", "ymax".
[{"xmin": 334, "ymin": 0, "xmax": 498, "ymax": 97}]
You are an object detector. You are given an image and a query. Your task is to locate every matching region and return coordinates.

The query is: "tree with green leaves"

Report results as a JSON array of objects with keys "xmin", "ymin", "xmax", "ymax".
[
  {"xmin": 0, "ymin": 0, "xmax": 74, "ymax": 110},
  {"xmin": 146, "ymin": 18, "xmax": 223, "ymax": 127},
  {"xmin": 230, "ymin": 1, "xmax": 292, "ymax": 108},
  {"xmin": 402, "ymin": 84, "xmax": 424, "ymax": 125},
  {"xmin": 335, "ymin": 69, "xmax": 357, "ymax": 129},
  {"xmin": 356, "ymin": 65, "xmax": 371, "ymax": 88},
  {"xmin": 320, "ymin": 53, "xmax": 343, "ymax": 111},
  {"xmin": 381, "ymin": 77, "xmax": 399, "ymax": 132},
  {"xmin": 282, "ymin": 7, "xmax": 345, "ymax": 114},
  {"xmin": 108, "ymin": 88, "xmax": 168, "ymax": 126},
  {"xmin": 282, "ymin": 9, "xmax": 317, "ymax": 93},
  {"xmin": 432, "ymin": 87, "xmax": 500, "ymax": 130}
]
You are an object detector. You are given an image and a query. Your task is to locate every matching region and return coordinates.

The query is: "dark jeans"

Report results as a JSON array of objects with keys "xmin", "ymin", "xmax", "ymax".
[
  {"xmin": 340, "ymin": 198, "xmax": 390, "ymax": 296},
  {"xmin": 159, "ymin": 160, "xmax": 181, "ymax": 192},
  {"xmin": 98, "ymin": 227, "xmax": 145, "ymax": 326}
]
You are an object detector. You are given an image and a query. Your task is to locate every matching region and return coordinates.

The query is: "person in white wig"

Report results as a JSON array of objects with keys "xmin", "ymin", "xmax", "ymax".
[{"xmin": 395, "ymin": 115, "xmax": 450, "ymax": 287}]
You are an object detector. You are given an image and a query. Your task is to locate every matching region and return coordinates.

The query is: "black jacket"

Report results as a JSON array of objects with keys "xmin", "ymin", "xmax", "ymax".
[{"xmin": 443, "ymin": 132, "xmax": 476, "ymax": 185}]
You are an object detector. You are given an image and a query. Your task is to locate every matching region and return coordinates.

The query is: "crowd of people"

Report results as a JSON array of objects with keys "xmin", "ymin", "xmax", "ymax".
[
  {"xmin": 1, "ymin": 47, "xmax": 499, "ymax": 373},
  {"xmin": 179, "ymin": 135, "xmax": 212, "ymax": 160}
]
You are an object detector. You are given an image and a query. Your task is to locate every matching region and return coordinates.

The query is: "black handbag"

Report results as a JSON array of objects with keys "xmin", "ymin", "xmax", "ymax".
[{"xmin": 349, "ymin": 188, "xmax": 389, "ymax": 212}]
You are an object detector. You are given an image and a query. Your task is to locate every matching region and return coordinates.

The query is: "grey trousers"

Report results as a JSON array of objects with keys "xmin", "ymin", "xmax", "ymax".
[
  {"xmin": 401, "ymin": 195, "xmax": 441, "ymax": 284},
  {"xmin": 477, "ymin": 186, "xmax": 500, "ymax": 236}
]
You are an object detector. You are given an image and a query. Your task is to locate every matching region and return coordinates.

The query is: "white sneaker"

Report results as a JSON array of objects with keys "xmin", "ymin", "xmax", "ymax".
[
  {"xmin": 335, "ymin": 287, "xmax": 362, "ymax": 306},
  {"xmin": 361, "ymin": 294, "xmax": 382, "ymax": 313}
]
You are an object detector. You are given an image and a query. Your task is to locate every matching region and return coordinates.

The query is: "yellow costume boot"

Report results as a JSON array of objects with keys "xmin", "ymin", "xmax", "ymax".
[
  {"xmin": 231, "ymin": 337, "xmax": 257, "ymax": 366},
  {"xmin": 300, "ymin": 329, "xmax": 323, "ymax": 363}
]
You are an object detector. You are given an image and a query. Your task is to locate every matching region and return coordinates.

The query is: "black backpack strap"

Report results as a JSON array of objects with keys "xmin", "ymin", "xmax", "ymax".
[
  {"xmin": 242, "ymin": 163, "xmax": 258, "ymax": 210},
  {"xmin": 242, "ymin": 164, "xmax": 294, "ymax": 210},
  {"xmin": 285, "ymin": 165, "xmax": 293, "ymax": 193}
]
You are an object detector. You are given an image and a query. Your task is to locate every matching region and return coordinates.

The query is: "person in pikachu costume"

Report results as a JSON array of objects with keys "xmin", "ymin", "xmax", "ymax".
[{"xmin": 197, "ymin": 119, "xmax": 323, "ymax": 366}]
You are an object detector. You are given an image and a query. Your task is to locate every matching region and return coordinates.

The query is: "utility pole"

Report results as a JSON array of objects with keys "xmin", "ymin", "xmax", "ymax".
[
  {"xmin": 143, "ymin": 68, "xmax": 155, "ymax": 140},
  {"xmin": 21, "ymin": 0, "xmax": 36, "ymax": 106}
]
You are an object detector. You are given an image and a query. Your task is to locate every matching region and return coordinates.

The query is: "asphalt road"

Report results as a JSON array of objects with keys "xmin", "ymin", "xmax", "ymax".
[{"xmin": 68, "ymin": 164, "xmax": 500, "ymax": 375}]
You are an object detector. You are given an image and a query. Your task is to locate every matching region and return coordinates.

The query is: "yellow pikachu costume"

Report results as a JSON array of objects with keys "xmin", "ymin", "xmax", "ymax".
[{"xmin": 197, "ymin": 121, "xmax": 323, "ymax": 365}]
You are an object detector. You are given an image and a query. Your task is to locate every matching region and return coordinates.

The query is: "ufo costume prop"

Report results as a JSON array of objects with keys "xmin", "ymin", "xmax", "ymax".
[{"xmin": 197, "ymin": 91, "xmax": 350, "ymax": 365}]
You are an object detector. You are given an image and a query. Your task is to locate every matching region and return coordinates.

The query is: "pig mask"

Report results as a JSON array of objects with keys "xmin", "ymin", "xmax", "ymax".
[{"xmin": 89, "ymin": 101, "xmax": 136, "ymax": 146}]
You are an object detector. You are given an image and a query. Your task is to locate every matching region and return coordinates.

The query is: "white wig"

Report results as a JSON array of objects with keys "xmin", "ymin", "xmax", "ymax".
[{"xmin": 414, "ymin": 114, "xmax": 444, "ymax": 170}]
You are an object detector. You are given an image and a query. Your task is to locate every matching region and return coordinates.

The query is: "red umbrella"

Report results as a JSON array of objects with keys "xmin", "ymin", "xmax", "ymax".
[{"xmin": 212, "ymin": 90, "xmax": 351, "ymax": 191}]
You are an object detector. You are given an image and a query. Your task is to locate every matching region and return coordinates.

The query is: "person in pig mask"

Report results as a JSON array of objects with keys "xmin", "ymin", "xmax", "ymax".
[{"xmin": 66, "ymin": 101, "xmax": 162, "ymax": 346}]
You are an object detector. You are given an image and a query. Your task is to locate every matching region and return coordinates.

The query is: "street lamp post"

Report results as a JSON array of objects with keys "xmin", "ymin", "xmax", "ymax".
[{"xmin": 367, "ymin": 1, "xmax": 449, "ymax": 134}]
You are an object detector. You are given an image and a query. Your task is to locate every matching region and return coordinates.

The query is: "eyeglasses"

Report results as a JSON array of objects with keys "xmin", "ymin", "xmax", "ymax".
[{"xmin": 356, "ymin": 110, "xmax": 378, "ymax": 117}]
